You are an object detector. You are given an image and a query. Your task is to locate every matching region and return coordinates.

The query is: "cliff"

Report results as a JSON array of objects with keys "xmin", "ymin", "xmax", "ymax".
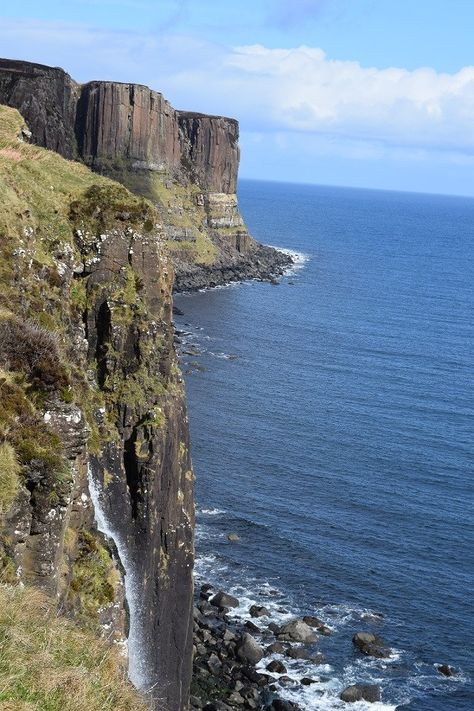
[
  {"xmin": 0, "ymin": 105, "xmax": 193, "ymax": 709},
  {"xmin": 0, "ymin": 58, "xmax": 291, "ymax": 290}
]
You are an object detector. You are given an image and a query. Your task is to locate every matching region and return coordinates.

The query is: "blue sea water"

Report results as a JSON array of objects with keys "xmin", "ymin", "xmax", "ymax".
[{"xmin": 174, "ymin": 180, "xmax": 474, "ymax": 710}]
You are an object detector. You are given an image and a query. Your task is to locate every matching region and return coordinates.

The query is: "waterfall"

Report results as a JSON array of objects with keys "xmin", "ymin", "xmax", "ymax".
[{"xmin": 87, "ymin": 465, "xmax": 148, "ymax": 690}]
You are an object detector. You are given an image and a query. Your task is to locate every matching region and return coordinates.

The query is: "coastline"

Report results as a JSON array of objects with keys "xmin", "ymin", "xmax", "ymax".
[
  {"xmin": 175, "ymin": 266, "xmax": 399, "ymax": 711},
  {"xmin": 190, "ymin": 574, "xmax": 398, "ymax": 711},
  {"xmin": 174, "ymin": 236, "xmax": 467, "ymax": 710},
  {"xmin": 173, "ymin": 244, "xmax": 294, "ymax": 293}
]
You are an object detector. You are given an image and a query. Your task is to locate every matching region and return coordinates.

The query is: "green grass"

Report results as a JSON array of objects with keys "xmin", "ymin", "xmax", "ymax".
[
  {"xmin": 0, "ymin": 585, "xmax": 146, "ymax": 711},
  {"xmin": 68, "ymin": 531, "xmax": 121, "ymax": 621}
]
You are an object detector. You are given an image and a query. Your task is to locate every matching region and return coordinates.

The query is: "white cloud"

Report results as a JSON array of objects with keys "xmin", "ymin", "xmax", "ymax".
[
  {"xmin": 220, "ymin": 45, "xmax": 474, "ymax": 153},
  {"xmin": 1, "ymin": 19, "xmax": 474, "ymax": 157}
]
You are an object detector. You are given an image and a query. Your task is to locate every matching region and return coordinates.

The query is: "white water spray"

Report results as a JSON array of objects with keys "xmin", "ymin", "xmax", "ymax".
[{"xmin": 87, "ymin": 465, "xmax": 148, "ymax": 689}]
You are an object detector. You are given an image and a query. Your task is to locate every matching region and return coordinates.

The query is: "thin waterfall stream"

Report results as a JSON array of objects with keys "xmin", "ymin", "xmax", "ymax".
[{"xmin": 87, "ymin": 466, "xmax": 149, "ymax": 691}]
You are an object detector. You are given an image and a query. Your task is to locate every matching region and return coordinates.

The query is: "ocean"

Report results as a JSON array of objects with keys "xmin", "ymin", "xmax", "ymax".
[{"xmin": 174, "ymin": 180, "xmax": 473, "ymax": 710}]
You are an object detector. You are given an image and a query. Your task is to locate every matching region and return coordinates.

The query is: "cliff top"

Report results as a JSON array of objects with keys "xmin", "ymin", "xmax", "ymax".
[
  {"xmin": 0, "ymin": 56, "xmax": 71, "ymax": 75},
  {"xmin": 0, "ymin": 57, "xmax": 237, "ymax": 124}
]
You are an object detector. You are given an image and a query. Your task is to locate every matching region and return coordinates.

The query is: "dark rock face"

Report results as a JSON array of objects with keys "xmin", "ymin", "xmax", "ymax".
[
  {"xmin": 0, "ymin": 121, "xmax": 194, "ymax": 709},
  {"xmin": 76, "ymin": 81, "xmax": 181, "ymax": 174},
  {"xmin": 0, "ymin": 58, "xmax": 78, "ymax": 157},
  {"xmin": 0, "ymin": 58, "xmax": 294, "ymax": 291},
  {"xmin": 178, "ymin": 112, "xmax": 239, "ymax": 193},
  {"xmin": 78, "ymin": 213, "xmax": 194, "ymax": 710}
]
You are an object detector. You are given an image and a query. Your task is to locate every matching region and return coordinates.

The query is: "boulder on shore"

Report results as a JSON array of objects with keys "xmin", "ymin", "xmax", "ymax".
[
  {"xmin": 352, "ymin": 631, "xmax": 391, "ymax": 658},
  {"xmin": 266, "ymin": 660, "xmax": 287, "ymax": 674},
  {"xmin": 236, "ymin": 633, "xmax": 264, "ymax": 665},
  {"xmin": 250, "ymin": 604, "xmax": 270, "ymax": 618},
  {"xmin": 210, "ymin": 591, "xmax": 240, "ymax": 609},
  {"xmin": 278, "ymin": 620, "xmax": 317, "ymax": 643},
  {"xmin": 302, "ymin": 615, "xmax": 323, "ymax": 627},
  {"xmin": 340, "ymin": 684, "xmax": 381, "ymax": 703}
]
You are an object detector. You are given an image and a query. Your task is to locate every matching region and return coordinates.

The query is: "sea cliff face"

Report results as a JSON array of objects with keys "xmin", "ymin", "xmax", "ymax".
[
  {"xmin": 0, "ymin": 57, "xmax": 291, "ymax": 711},
  {"xmin": 0, "ymin": 106, "xmax": 193, "ymax": 710},
  {"xmin": 0, "ymin": 58, "xmax": 292, "ymax": 290}
]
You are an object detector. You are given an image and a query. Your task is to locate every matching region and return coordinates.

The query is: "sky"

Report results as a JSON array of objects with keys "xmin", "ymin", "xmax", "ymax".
[{"xmin": 1, "ymin": 1, "xmax": 474, "ymax": 196}]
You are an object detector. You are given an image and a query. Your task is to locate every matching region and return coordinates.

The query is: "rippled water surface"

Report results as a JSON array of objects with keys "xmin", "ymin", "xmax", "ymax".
[{"xmin": 175, "ymin": 181, "xmax": 474, "ymax": 710}]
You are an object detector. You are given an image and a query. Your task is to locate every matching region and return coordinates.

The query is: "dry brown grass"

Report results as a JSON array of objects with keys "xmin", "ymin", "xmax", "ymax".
[
  {"xmin": 0, "ymin": 585, "xmax": 147, "ymax": 711},
  {"xmin": 0, "ymin": 443, "xmax": 21, "ymax": 515},
  {"xmin": 0, "ymin": 149, "xmax": 22, "ymax": 162}
]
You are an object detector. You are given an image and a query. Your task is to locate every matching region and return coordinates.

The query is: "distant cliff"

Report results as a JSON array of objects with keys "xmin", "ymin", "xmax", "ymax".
[
  {"xmin": 0, "ymin": 58, "xmax": 291, "ymax": 290},
  {"xmin": 0, "ymin": 105, "xmax": 193, "ymax": 710}
]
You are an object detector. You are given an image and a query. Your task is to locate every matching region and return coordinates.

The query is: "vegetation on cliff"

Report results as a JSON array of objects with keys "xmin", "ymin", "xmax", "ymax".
[
  {"xmin": 0, "ymin": 585, "xmax": 145, "ymax": 711},
  {"xmin": 0, "ymin": 103, "xmax": 194, "ymax": 708}
]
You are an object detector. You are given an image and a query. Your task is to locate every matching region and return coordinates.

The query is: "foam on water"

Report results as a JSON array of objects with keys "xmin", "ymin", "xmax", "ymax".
[
  {"xmin": 199, "ymin": 507, "xmax": 226, "ymax": 516},
  {"xmin": 266, "ymin": 245, "xmax": 310, "ymax": 274}
]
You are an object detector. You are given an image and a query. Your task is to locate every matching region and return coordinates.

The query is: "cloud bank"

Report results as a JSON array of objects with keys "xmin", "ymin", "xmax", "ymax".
[{"xmin": 1, "ymin": 19, "xmax": 474, "ymax": 159}]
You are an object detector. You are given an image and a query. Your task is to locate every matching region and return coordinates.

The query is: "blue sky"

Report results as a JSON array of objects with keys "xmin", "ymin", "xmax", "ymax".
[{"xmin": 2, "ymin": 1, "xmax": 474, "ymax": 196}]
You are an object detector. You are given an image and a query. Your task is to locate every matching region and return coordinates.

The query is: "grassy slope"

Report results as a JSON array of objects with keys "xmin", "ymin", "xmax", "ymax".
[
  {"xmin": 101, "ymin": 161, "xmax": 219, "ymax": 265},
  {"xmin": 0, "ymin": 106, "xmax": 147, "ymax": 709},
  {"xmin": 0, "ymin": 585, "xmax": 145, "ymax": 711}
]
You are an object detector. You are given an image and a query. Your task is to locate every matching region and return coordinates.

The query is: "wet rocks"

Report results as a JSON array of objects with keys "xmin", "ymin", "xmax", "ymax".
[
  {"xmin": 210, "ymin": 591, "xmax": 240, "ymax": 609},
  {"xmin": 278, "ymin": 620, "xmax": 317, "ymax": 643},
  {"xmin": 340, "ymin": 684, "xmax": 381, "ymax": 703},
  {"xmin": 174, "ymin": 244, "xmax": 293, "ymax": 293},
  {"xmin": 285, "ymin": 647, "xmax": 311, "ymax": 660},
  {"xmin": 302, "ymin": 615, "xmax": 331, "ymax": 635},
  {"xmin": 244, "ymin": 620, "xmax": 261, "ymax": 633},
  {"xmin": 192, "ymin": 581, "xmax": 402, "ymax": 710},
  {"xmin": 352, "ymin": 631, "xmax": 391, "ymax": 658},
  {"xmin": 266, "ymin": 660, "xmax": 287, "ymax": 674},
  {"xmin": 302, "ymin": 615, "xmax": 322, "ymax": 627},
  {"xmin": 437, "ymin": 664, "xmax": 457, "ymax": 677},
  {"xmin": 192, "ymin": 584, "xmax": 305, "ymax": 710}
]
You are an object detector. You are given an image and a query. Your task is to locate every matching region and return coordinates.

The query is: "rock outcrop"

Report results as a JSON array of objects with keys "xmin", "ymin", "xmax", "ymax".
[
  {"xmin": 76, "ymin": 80, "xmax": 182, "ymax": 175},
  {"xmin": 0, "ymin": 106, "xmax": 193, "ymax": 710},
  {"xmin": 178, "ymin": 112, "xmax": 239, "ymax": 194},
  {"xmin": 0, "ymin": 57, "xmax": 292, "ymax": 290},
  {"xmin": 0, "ymin": 58, "xmax": 78, "ymax": 157}
]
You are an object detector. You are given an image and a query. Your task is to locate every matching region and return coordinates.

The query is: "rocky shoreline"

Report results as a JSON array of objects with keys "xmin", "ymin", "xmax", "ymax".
[
  {"xmin": 190, "ymin": 584, "xmax": 391, "ymax": 711},
  {"xmin": 173, "ymin": 244, "xmax": 294, "ymax": 293}
]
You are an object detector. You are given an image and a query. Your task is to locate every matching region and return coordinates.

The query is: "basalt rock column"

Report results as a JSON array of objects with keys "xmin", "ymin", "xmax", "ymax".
[{"xmin": 76, "ymin": 81, "xmax": 181, "ymax": 175}]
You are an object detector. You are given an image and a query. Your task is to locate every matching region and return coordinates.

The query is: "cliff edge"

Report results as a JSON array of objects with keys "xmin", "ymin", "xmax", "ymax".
[{"xmin": 0, "ymin": 58, "xmax": 292, "ymax": 290}]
